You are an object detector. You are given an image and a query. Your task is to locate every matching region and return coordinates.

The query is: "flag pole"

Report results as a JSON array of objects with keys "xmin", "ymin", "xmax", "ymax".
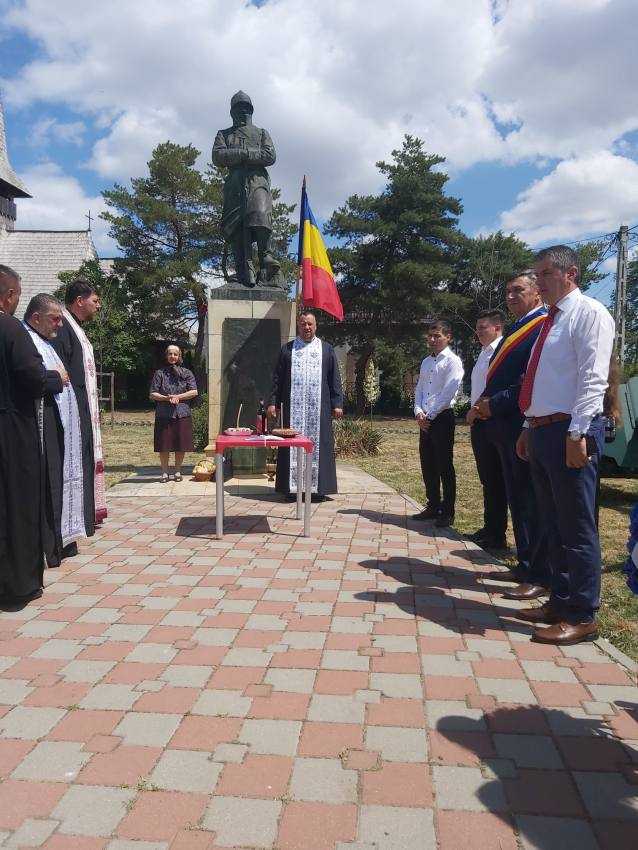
[{"xmin": 296, "ymin": 176, "xmax": 306, "ymax": 307}]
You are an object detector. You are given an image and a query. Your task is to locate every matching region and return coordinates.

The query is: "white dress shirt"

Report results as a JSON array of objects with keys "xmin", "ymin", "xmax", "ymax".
[
  {"xmin": 470, "ymin": 336, "xmax": 502, "ymax": 405},
  {"xmin": 523, "ymin": 288, "xmax": 615, "ymax": 435},
  {"xmin": 414, "ymin": 346, "xmax": 465, "ymax": 419}
]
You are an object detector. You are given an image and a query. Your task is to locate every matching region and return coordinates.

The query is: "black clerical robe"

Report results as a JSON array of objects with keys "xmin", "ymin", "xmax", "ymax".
[
  {"xmin": 51, "ymin": 316, "xmax": 95, "ymax": 537},
  {"xmin": 269, "ymin": 339, "xmax": 343, "ymax": 496},
  {"xmin": 41, "ymin": 369, "xmax": 67, "ymax": 567},
  {"xmin": 0, "ymin": 313, "xmax": 61, "ymax": 602}
]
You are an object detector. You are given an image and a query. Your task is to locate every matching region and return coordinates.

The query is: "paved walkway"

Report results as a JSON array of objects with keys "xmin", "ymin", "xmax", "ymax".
[{"xmin": 0, "ymin": 465, "xmax": 636, "ymax": 849}]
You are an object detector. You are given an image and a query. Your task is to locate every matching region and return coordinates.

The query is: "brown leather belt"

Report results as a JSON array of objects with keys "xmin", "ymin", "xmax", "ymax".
[{"xmin": 526, "ymin": 412, "xmax": 571, "ymax": 428}]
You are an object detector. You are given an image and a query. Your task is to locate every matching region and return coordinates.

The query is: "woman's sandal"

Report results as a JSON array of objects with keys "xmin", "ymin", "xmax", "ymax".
[
  {"xmin": 161, "ymin": 472, "xmax": 169, "ymax": 483},
  {"xmin": 174, "ymin": 472, "xmax": 182, "ymax": 482}
]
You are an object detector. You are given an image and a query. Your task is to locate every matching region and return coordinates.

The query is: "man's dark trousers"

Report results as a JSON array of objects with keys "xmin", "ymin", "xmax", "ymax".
[
  {"xmin": 483, "ymin": 417, "xmax": 549, "ymax": 586},
  {"xmin": 470, "ymin": 420, "xmax": 507, "ymax": 541},
  {"xmin": 528, "ymin": 418, "xmax": 604, "ymax": 623},
  {"xmin": 419, "ymin": 408, "xmax": 456, "ymax": 517}
]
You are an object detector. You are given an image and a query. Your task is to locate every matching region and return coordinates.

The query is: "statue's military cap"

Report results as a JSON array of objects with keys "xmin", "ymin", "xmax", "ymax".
[{"xmin": 230, "ymin": 91, "xmax": 253, "ymax": 113}]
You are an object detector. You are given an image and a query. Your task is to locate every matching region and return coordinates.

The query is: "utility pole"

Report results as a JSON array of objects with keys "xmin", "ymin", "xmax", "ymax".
[{"xmin": 614, "ymin": 224, "xmax": 629, "ymax": 364}]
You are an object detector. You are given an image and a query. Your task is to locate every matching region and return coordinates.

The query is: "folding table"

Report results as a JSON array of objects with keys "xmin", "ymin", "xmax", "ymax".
[{"xmin": 213, "ymin": 433, "xmax": 315, "ymax": 539}]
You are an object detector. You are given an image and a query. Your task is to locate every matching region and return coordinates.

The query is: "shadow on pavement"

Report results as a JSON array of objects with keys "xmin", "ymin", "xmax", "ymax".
[
  {"xmin": 435, "ymin": 705, "xmax": 638, "ymax": 848},
  {"xmin": 353, "ymin": 555, "xmax": 536, "ymax": 638}
]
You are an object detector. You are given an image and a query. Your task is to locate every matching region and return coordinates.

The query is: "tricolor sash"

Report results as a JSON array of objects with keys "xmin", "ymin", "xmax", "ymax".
[{"xmin": 486, "ymin": 311, "xmax": 546, "ymax": 383}]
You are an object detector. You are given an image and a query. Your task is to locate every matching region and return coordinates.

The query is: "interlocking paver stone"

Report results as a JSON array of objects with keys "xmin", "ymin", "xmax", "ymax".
[
  {"xmin": 290, "ymin": 757, "xmax": 357, "ymax": 803},
  {"xmin": 240, "ymin": 719, "xmax": 302, "ymax": 755},
  {"xmin": 1, "ymin": 475, "xmax": 636, "ymax": 848},
  {"xmin": 12, "ymin": 740, "xmax": 90, "ymax": 781},
  {"xmin": 432, "ymin": 765, "xmax": 508, "ymax": 811},
  {"xmin": 358, "ymin": 805, "xmax": 436, "ymax": 850},
  {"xmin": 114, "ymin": 712, "xmax": 181, "ymax": 747},
  {"xmin": 149, "ymin": 749, "xmax": 222, "ymax": 792},
  {"xmin": 0, "ymin": 706, "xmax": 66, "ymax": 739},
  {"xmin": 53, "ymin": 784, "xmax": 135, "ymax": 836},
  {"xmin": 365, "ymin": 726, "xmax": 427, "ymax": 762},
  {"xmin": 517, "ymin": 815, "xmax": 600, "ymax": 850},
  {"xmin": 493, "ymin": 734, "xmax": 564, "ymax": 769},
  {"xmin": 202, "ymin": 796, "xmax": 281, "ymax": 847}
]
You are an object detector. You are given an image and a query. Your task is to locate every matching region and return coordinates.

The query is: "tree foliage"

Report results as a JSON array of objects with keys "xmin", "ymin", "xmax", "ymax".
[
  {"xmin": 324, "ymin": 135, "xmax": 463, "ymax": 409},
  {"xmin": 57, "ymin": 259, "xmax": 150, "ymax": 376},
  {"xmin": 447, "ymin": 231, "xmax": 533, "ymax": 364},
  {"xmin": 101, "ymin": 142, "xmax": 223, "ymax": 363}
]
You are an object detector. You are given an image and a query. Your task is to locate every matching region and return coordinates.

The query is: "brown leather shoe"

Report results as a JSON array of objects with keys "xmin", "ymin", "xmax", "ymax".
[
  {"xmin": 480, "ymin": 569, "xmax": 523, "ymax": 583},
  {"xmin": 532, "ymin": 621, "xmax": 598, "ymax": 645},
  {"xmin": 516, "ymin": 601, "xmax": 563, "ymax": 624},
  {"xmin": 502, "ymin": 584, "xmax": 548, "ymax": 601}
]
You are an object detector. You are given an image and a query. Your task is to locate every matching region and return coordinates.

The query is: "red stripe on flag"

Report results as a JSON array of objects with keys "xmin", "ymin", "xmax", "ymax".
[{"xmin": 301, "ymin": 258, "xmax": 344, "ymax": 321}]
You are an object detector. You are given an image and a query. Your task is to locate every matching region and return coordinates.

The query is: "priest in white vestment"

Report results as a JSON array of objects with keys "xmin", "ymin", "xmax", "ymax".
[{"xmin": 268, "ymin": 311, "xmax": 343, "ymax": 500}]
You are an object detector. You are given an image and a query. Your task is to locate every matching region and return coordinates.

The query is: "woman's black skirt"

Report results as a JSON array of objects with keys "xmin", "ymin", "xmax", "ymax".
[{"xmin": 154, "ymin": 416, "xmax": 194, "ymax": 452}]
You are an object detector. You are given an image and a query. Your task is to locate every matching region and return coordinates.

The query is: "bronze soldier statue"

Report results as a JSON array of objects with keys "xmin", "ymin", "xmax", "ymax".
[{"xmin": 213, "ymin": 91, "xmax": 281, "ymax": 288}]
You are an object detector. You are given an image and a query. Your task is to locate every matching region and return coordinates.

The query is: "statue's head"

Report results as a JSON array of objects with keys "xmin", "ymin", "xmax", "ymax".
[{"xmin": 230, "ymin": 90, "xmax": 253, "ymax": 126}]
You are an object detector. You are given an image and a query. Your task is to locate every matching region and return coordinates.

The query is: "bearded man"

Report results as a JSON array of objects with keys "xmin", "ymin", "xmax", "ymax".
[{"xmin": 24, "ymin": 294, "xmax": 85, "ymax": 567}]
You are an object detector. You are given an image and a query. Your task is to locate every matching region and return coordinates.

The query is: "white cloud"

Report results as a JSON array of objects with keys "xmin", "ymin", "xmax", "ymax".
[
  {"xmin": 17, "ymin": 162, "xmax": 115, "ymax": 255},
  {"xmin": 1, "ymin": 0, "xmax": 637, "ymax": 243},
  {"xmin": 498, "ymin": 151, "xmax": 638, "ymax": 244},
  {"xmin": 29, "ymin": 117, "xmax": 85, "ymax": 147},
  {"xmin": 1, "ymin": 0, "xmax": 505, "ymax": 216},
  {"xmin": 482, "ymin": 0, "xmax": 638, "ymax": 161}
]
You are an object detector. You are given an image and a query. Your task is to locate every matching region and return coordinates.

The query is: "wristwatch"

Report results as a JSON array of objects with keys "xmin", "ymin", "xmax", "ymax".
[{"xmin": 568, "ymin": 431, "xmax": 585, "ymax": 441}]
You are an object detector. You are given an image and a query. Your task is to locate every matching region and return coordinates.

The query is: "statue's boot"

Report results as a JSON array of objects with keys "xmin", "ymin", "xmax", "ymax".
[{"xmin": 232, "ymin": 233, "xmax": 256, "ymax": 287}]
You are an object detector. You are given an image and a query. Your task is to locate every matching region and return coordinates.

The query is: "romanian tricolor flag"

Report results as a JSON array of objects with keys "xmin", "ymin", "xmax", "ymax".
[{"xmin": 298, "ymin": 178, "xmax": 344, "ymax": 321}]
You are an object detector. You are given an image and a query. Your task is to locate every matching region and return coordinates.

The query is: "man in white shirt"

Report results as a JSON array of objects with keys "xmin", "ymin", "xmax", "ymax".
[
  {"xmin": 516, "ymin": 245, "xmax": 615, "ymax": 645},
  {"xmin": 413, "ymin": 320, "xmax": 464, "ymax": 527},
  {"xmin": 466, "ymin": 310, "xmax": 507, "ymax": 548}
]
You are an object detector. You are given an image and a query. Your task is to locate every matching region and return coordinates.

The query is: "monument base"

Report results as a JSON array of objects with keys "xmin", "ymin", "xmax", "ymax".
[{"xmin": 205, "ymin": 288, "xmax": 296, "ymax": 474}]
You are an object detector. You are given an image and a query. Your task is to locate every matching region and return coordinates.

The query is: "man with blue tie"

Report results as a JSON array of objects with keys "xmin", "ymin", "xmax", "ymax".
[
  {"xmin": 472, "ymin": 272, "xmax": 549, "ymax": 597},
  {"xmin": 516, "ymin": 245, "xmax": 615, "ymax": 645}
]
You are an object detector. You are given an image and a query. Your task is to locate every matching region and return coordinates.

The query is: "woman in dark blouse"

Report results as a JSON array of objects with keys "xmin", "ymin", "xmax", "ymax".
[{"xmin": 150, "ymin": 345, "xmax": 198, "ymax": 482}]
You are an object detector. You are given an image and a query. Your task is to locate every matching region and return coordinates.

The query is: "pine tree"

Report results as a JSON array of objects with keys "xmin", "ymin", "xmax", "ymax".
[{"xmin": 325, "ymin": 135, "xmax": 463, "ymax": 411}]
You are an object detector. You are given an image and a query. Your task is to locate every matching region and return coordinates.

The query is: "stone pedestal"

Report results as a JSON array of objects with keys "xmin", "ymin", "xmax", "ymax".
[{"xmin": 205, "ymin": 287, "xmax": 296, "ymax": 473}]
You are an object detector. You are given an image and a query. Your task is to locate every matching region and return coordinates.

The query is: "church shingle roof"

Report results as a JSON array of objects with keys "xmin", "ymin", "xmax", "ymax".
[
  {"xmin": 0, "ymin": 229, "xmax": 97, "ymax": 317},
  {"xmin": 0, "ymin": 101, "xmax": 31, "ymax": 199}
]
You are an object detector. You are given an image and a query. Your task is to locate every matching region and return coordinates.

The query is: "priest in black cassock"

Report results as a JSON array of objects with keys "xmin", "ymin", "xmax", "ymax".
[
  {"xmin": 51, "ymin": 278, "xmax": 104, "ymax": 541},
  {"xmin": 268, "ymin": 311, "xmax": 343, "ymax": 500},
  {"xmin": 24, "ymin": 294, "xmax": 86, "ymax": 567},
  {"xmin": 0, "ymin": 266, "xmax": 66, "ymax": 605}
]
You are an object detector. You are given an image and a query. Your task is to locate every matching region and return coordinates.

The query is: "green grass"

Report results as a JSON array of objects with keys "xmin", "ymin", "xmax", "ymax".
[{"xmin": 350, "ymin": 417, "xmax": 638, "ymax": 661}]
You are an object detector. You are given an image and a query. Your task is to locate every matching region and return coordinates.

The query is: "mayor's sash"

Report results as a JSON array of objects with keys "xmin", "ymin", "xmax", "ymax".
[{"xmin": 486, "ymin": 310, "xmax": 546, "ymax": 383}]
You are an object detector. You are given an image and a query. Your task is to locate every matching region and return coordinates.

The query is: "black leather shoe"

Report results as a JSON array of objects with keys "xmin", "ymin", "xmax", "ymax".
[
  {"xmin": 62, "ymin": 542, "xmax": 78, "ymax": 559},
  {"xmin": 435, "ymin": 514, "xmax": 454, "ymax": 528},
  {"xmin": 502, "ymin": 583, "xmax": 547, "ymax": 601},
  {"xmin": 467, "ymin": 528, "xmax": 489, "ymax": 543},
  {"xmin": 411, "ymin": 507, "xmax": 440, "ymax": 521}
]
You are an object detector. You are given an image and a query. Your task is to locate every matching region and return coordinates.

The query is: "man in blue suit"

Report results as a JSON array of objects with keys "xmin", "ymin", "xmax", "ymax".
[{"xmin": 471, "ymin": 272, "xmax": 549, "ymax": 598}]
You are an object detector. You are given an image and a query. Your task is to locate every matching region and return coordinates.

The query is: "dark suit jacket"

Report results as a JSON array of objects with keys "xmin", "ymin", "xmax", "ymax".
[{"xmin": 483, "ymin": 307, "xmax": 547, "ymax": 425}]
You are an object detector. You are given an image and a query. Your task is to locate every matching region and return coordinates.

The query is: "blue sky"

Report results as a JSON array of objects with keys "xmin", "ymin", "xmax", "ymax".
[{"xmin": 2, "ymin": 0, "xmax": 637, "ymax": 304}]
